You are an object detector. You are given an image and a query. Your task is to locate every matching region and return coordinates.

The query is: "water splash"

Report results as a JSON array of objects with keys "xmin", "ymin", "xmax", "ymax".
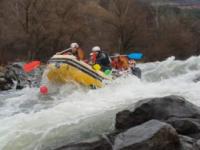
[{"xmin": 0, "ymin": 56, "xmax": 200, "ymax": 150}]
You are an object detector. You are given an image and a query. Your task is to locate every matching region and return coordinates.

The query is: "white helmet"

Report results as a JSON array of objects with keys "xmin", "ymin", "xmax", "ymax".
[
  {"xmin": 92, "ymin": 46, "xmax": 101, "ymax": 52},
  {"xmin": 70, "ymin": 43, "xmax": 79, "ymax": 49},
  {"xmin": 113, "ymin": 53, "xmax": 120, "ymax": 57}
]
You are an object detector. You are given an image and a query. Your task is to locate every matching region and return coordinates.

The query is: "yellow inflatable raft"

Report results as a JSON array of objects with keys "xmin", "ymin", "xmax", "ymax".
[{"xmin": 43, "ymin": 54, "xmax": 111, "ymax": 88}]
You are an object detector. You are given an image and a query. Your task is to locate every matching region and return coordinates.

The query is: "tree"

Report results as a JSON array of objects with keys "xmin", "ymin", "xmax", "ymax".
[{"xmin": 99, "ymin": 0, "xmax": 154, "ymax": 53}]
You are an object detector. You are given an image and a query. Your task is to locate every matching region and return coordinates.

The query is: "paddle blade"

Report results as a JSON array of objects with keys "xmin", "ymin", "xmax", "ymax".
[
  {"xmin": 23, "ymin": 61, "xmax": 41, "ymax": 73},
  {"xmin": 128, "ymin": 53, "xmax": 143, "ymax": 60}
]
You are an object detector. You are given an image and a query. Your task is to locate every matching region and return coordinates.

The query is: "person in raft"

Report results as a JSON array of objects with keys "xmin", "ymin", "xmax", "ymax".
[
  {"xmin": 111, "ymin": 53, "xmax": 129, "ymax": 71},
  {"xmin": 90, "ymin": 46, "xmax": 111, "ymax": 72},
  {"xmin": 69, "ymin": 43, "xmax": 85, "ymax": 60},
  {"xmin": 59, "ymin": 42, "xmax": 85, "ymax": 60}
]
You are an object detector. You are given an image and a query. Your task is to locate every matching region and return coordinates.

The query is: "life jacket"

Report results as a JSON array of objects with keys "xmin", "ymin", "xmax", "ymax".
[
  {"xmin": 112, "ymin": 56, "xmax": 129, "ymax": 70},
  {"xmin": 72, "ymin": 48, "xmax": 85, "ymax": 60},
  {"xmin": 90, "ymin": 52, "xmax": 97, "ymax": 64},
  {"xmin": 119, "ymin": 56, "xmax": 129, "ymax": 70},
  {"xmin": 111, "ymin": 60, "xmax": 118, "ymax": 69}
]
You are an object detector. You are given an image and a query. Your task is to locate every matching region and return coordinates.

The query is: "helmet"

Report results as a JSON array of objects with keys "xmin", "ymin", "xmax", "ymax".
[
  {"xmin": 70, "ymin": 43, "xmax": 79, "ymax": 49},
  {"xmin": 92, "ymin": 46, "xmax": 101, "ymax": 52},
  {"xmin": 113, "ymin": 53, "xmax": 120, "ymax": 57},
  {"xmin": 129, "ymin": 60, "xmax": 136, "ymax": 65}
]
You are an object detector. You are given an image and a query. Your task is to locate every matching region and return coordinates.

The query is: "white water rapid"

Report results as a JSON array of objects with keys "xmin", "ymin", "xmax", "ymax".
[{"xmin": 0, "ymin": 56, "xmax": 200, "ymax": 150}]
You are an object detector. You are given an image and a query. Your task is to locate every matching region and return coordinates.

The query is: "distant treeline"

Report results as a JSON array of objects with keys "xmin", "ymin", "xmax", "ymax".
[{"xmin": 0, "ymin": 0, "xmax": 200, "ymax": 64}]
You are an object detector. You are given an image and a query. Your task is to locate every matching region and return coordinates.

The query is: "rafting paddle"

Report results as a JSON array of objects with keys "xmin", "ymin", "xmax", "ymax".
[
  {"xmin": 23, "ymin": 61, "xmax": 41, "ymax": 73},
  {"xmin": 56, "ymin": 48, "xmax": 72, "ymax": 55},
  {"xmin": 111, "ymin": 52, "xmax": 143, "ymax": 60},
  {"xmin": 23, "ymin": 48, "xmax": 73, "ymax": 73},
  {"xmin": 128, "ymin": 52, "xmax": 143, "ymax": 60}
]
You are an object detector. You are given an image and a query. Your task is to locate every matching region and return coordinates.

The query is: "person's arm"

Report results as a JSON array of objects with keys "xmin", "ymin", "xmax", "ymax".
[
  {"xmin": 57, "ymin": 48, "xmax": 72, "ymax": 55},
  {"xmin": 77, "ymin": 49, "xmax": 84, "ymax": 60},
  {"xmin": 96, "ymin": 53, "xmax": 105, "ymax": 62},
  {"xmin": 100, "ymin": 53, "xmax": 106, "ymax": 59}
]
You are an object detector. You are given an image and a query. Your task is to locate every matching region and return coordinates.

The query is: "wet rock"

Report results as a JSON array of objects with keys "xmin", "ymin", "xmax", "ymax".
[
  {"xmin": 115, "ymin": 110, "xmax": 133, "ymax": 130},
  {"xmin": 0, "ymin": 62, "xmax": 43, "ymax": 91},
  {"xmin": 179, "ymin": 135, "xmax": 200, "ymax": 150},
  {"xmin": 55, "ymin": 96, "xmax": 200, "ymax": 150},
  {"xmin": 0, "ymin": 74, "xmax": 13, "ymax": 91},
  {"xmin": 115, "ymin": 95, "xmax": 200, "ymax": 140},
  {"xmin": 114, "ymin": 120, "xmax": 180, "ymax": 150},
  {"xmin": 16, "ymin": 80, "xmax": 25, "ymax": 90},
  {"xmin": 131, "ymin": 67, "xmax": 142, "ymax": 79},
  {"xmin": 55, "ymin": 120, "xmax": 181, "ymax": 150},
  {"xmin": 196, "ymin": 140, "xmax": 200, "ymax": 149},
  {"xmin": 180, "ymin": 135, "xmax": 194, "ymax": 150},
  {"xmin": 55, "ymin": 137, "xmax": 112, "ymax": 150},
  {"xmin": 0, "ymin": 65, "xmax": 20, "ymax": 91},
  {"xmin": 167, "ymin": 118, "xmax": 200, "ymax": 138},
  {"xmin": 194, "ymin": 76, "xmax": 200, "ymax": 82}
]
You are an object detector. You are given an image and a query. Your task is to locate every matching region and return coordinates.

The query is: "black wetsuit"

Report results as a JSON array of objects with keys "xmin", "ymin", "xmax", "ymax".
[{"xmin": 96, "ymin": 51, "xmax": 111, "ymax": 71}]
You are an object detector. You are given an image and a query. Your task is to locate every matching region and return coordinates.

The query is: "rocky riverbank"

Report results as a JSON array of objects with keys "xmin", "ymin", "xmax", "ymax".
[
  {"xmin": 55, "ymin": 95, "xmax": 200, "ymax": 150},
  {"xmin": 0, "ymin": 63, "xmax": 43, "ymax": 91}
]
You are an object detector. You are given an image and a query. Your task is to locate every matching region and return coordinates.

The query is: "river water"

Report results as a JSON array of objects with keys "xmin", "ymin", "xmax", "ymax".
[{"xmin": 0, "ymin": 56, "xmax": 200, "ymax": 150}]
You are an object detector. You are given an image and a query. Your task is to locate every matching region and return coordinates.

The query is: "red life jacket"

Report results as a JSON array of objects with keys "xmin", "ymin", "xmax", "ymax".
[{"xmin": 112, "ymin": 56, "xmax": 129, "ymax": 70}]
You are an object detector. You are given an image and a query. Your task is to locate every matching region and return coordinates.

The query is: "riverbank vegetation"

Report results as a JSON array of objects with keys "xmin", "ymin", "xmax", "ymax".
[{"xmin": 0, "ymin": 0, "xmax": 199, "ymax": 64}]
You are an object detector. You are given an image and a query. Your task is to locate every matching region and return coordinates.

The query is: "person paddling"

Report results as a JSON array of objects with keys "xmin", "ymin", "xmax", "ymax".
[
  {"xmin": 90, "ymin": 46, "xmax": 111, "ymax": 72},
  {"xmin": 111, "ymin": 53, "xmax": 129, "ymax": 71},
  {"xmin": 69, "ymin": 43, "xmax": 85, "ymax": 60},
  {"xmin": 59, "ymin": 42, "xmax": 85, "ymax": 61},
  {"xmin": 129, "ymin": 59, "xmax": 142, "ymax": 78}
]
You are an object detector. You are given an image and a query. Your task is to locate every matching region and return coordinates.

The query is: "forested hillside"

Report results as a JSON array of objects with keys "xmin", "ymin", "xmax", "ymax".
[{"xmin": 0, "ymin": 0, "xmax": 200, "ymax": 64}]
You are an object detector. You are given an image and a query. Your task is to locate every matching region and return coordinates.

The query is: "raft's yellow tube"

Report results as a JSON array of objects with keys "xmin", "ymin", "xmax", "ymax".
[{"xmin": 45, "ymin": 55, "xmax": 111, "ymax": 88}]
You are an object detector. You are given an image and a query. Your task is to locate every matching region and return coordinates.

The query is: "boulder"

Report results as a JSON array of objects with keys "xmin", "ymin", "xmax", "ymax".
[
  {"xmin": 195, "ymin": 140, "xmax": 200, "ymax": 150},
  {"xmin": 179, "ymin": 135, "xmax": 200, "ymax": 150},
  {"xmin": 114, "ymin": 120, "xmax": 180, "ymax": 150},
  {"xmin": 0, "ymin": 75, "xmax": 13, "ymax": 91},
  {"xmin": 167, "ymin": 118, "xmax": 200, "ymax": 138},
  {"xmin": 0, "ymin": 62, "xmax": 43, "ymax": 91},
  {"xmin": 55, "ymin": 137, "xmax": 112, "ymax": 150},
  {"xmin": 115, "ymin": 110, "xmax": 133, "ymax": 130},
  {"xmin": 115, "ymin": 96, "xmax": 200, "ymax": 133},
  {"xmin": 55, "ymin": 95, "xmax": 200, "ymax": 150},
  {"xmin": 55, "ymin": 120, "xmax": 180, "ymax": 150}
]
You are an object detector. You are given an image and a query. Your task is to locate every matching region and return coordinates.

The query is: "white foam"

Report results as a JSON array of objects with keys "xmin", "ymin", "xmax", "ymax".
[{"xmin": 0, "ymin": 55, "xmax": 200, "ymax": 150}]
